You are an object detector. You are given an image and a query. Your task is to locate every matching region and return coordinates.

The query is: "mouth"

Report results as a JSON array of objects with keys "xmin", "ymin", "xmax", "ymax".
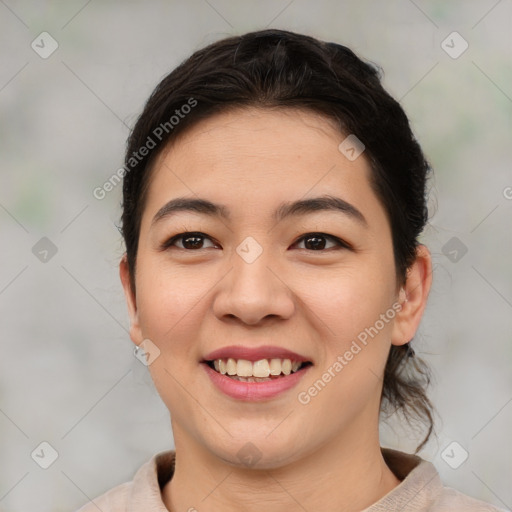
[
  {"xmin": 203, "ymin": 358, "xmax": 313, "ymax": 382},
  {"xmin": 201, "ymin": 345, "xmax": 313, "ymax": 400}
]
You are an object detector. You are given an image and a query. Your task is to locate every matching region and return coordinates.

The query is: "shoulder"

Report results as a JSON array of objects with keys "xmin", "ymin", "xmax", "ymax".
[
  {"xmin": 74, "ymin": 450, "xmax": 176, "ymax": 512},
  {"xmin": 368, "ymin": 448, "xmax": 508, "ymax": 512},
  {"xmin": 75, "ymin": 481, "xmax": 132, "ymax": 512},
  {"xmin": 430, "ymin": 486, "xmax": 508, "ymax": 512}
]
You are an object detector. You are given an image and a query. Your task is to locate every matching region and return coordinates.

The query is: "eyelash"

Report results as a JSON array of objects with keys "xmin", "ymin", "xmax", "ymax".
[{"xmin": 161, "ymin": 231, "xmax": 352, "ymax": 252}]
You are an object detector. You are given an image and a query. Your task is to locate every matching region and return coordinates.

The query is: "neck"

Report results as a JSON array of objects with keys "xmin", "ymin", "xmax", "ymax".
[{"xmin": 162, "ymin": 422, "xmax": 400, "ymax": 512}]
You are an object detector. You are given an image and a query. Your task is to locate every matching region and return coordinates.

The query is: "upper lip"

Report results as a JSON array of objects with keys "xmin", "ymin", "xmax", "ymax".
[{"xmin": 203, "ymin": 345, "xmax": 311, "ymax": 363}]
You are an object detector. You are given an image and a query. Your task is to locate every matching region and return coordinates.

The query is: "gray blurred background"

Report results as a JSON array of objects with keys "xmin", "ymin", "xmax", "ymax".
[{"xmin": 1, "ymin": 1, "xmax": 511, "ymax": 511}]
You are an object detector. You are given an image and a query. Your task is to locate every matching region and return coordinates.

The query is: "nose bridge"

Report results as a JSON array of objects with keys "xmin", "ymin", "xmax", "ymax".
[
  {"xmin": 232, "ymin": 246, "xmax": 274, "ymax": 293},
  {"xmin": 213, "ymin": 242, "xmax": 294, "ymax": 324}
]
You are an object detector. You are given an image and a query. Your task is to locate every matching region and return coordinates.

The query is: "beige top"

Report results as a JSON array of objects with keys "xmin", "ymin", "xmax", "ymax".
[{"xmin": 76, "ymin": 448, "xmax": 507, "ymax": 511}]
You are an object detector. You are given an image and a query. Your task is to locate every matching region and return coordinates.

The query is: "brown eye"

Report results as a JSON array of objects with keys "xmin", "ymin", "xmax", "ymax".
[
  {"xmin": 295, "ymin": 233, "xmax": 349, "ymax": 251},
  {"xmin": 163, "ymin": 232, "xmax": 217, "ymax": 250}
]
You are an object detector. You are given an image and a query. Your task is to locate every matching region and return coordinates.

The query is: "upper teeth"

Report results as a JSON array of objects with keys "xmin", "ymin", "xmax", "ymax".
[{"xmin": 212, "ymin": 358, "xmax": 302, "ymax": 377}]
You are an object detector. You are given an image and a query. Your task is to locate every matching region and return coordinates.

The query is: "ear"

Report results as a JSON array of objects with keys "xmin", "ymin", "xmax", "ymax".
[
  {"xmin": 119, "ymin": 254, "xmax": 143, "ymax": 346},
  {"xmin": 391, "ymin": 244, "xmax": 432, "ymax": 346}
]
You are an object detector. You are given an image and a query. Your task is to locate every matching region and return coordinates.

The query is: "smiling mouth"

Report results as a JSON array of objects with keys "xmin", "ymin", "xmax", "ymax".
[{"xmin": 204, "ymin": 358, "xmax": 313, "ymax": 382}]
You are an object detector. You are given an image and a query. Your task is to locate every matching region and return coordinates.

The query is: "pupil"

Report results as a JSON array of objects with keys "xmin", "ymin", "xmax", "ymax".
[
  {"xmin": 305, "ymin": 236, "xmax": 325, "ymax": 250},
  {"xmin": 183, "ymin": 235, "xmax": 203, "ymax": 249}
]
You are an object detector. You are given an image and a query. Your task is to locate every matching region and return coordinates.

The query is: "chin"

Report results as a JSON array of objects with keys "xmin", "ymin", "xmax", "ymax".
[{"xmin": 204, "ymin": 434, "xmax": 305, "ymax": 471}]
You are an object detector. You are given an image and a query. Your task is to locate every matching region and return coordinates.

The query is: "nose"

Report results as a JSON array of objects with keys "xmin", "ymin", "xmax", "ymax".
[{"xmin": 212, "ymin": 249, "xmax": 295, "ymax": 326}]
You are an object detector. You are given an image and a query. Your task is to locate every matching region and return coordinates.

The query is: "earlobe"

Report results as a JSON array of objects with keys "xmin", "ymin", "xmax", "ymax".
[
  {"xmin": 119, "ymin": 255, "xmax": 143, "ymax": 345},
  {"xmin": 391, "ymin": 245, "xmax": 432, "ymax": 347}
]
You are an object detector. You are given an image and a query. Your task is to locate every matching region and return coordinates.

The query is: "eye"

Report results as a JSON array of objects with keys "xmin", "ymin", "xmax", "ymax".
[
  {"xmin": 162, "ymin": 232, "xmax": 218, "ymax": 250},
  {"xmin": 161, "ymin": 231, "xmax": 350, "ymax": 252},
  {"xmin": 293, "ymin": 232, "xmax": 350, "ymax": 251}
]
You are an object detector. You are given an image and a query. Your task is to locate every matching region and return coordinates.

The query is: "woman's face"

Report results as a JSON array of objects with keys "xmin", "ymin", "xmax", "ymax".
[{"xmin": 121, "ymin": 107, "xmax": 426, "ymax": 468}]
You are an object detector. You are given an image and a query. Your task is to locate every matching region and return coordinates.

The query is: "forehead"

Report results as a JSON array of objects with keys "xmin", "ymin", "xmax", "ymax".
[
  {"xmin": 140, "ymin": 107, "xmax": 385, "ymax": 228},
  {"xmin": 160, "ymin": 107, "xmax": 346, "ymax": 170}
]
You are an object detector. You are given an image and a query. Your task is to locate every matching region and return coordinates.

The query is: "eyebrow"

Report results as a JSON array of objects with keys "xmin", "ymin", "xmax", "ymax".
[{"xmin": 151, "ymin": 195, "xmax": 368, "ymax": 227}]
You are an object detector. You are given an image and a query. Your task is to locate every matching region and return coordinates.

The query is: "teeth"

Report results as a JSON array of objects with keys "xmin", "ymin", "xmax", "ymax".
[
  {"xmin": 253, "ymin": 359, "xmax": 270, "ymax": 377},
  {"xmin": 211, "ymin": 358, "xmax": 304, "ymax": 378},
  {"xmin": 236, "ymin": 359, "xmax": 253, "ymax": 377},
  {"xmin": 226, "ymin": 358, "xmax": 237, "ymax": 375},
  {"xmin": 231, "ymin": 375, "xmax": 272, "ymax": 382},
  {"xmin": 269, "ymin": 358, "xmax": 281, "ymax": 375}
]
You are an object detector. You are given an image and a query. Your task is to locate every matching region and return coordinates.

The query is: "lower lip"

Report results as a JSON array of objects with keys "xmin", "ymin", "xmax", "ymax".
[{"xmin": 202, "ymin": 363, "xmax": 311, "ymax": 401}]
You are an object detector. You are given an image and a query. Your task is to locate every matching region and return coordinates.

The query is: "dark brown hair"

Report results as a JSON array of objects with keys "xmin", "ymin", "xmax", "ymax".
[{"xmin": 121, "ymin": 29, "xmax": 434, "ymax": 451}]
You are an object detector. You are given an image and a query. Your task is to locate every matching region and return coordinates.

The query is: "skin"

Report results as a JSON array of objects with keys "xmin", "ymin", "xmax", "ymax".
[{"xmin": 120, "ymin": 107, "xmax": 432, "ymax": 512}]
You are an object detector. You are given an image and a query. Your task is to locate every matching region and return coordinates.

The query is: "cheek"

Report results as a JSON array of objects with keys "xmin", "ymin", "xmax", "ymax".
[
  {"xmin": 293, "ymin": 257, "xmax": 396, "ymax": 413},
  {"xmin": 135, "ymin": 262, "xmax": 212, "ymax": 417},
  {"xmin": 135, "ymin": 259, "xmax": 210, "ymax": 359},
  {"xmin": 299, "ymin": 262, "xmax": 396, "ymax": 349}
]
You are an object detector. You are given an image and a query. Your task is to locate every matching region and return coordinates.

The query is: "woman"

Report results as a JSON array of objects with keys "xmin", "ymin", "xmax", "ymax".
[{"xmin": 77, "ymin": 29, "xmax": 505, "ymax": 512}]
